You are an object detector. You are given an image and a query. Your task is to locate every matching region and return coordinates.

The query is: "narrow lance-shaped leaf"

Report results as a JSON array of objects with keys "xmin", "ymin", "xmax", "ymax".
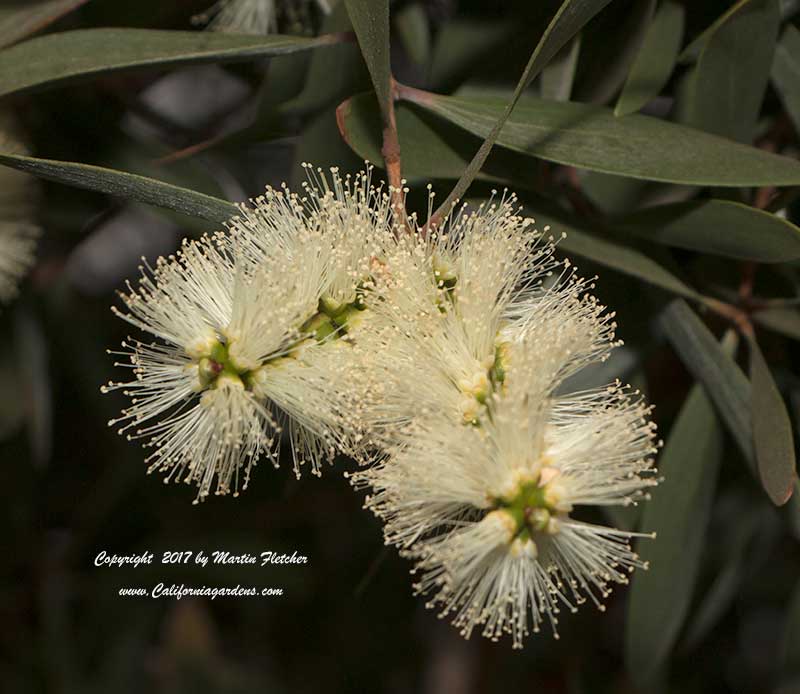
[
  {"xmin": 339, "ymin": 90, "xmax": 800, "ymax": 187},
  {"xmin": 0, "ymin": 0, "xmax": 89, "ymax": 49},
  {"xmin": 626, "ymin": 371, "xmax": 725, "ymax": 684},
  {"xmin": 427, "ymin": 0, "xmax": 613, "ymax": 220},
  {"xmin": 336, "ymin": 92, "xmax": 543, "ymax": 188},
  {"xmin": 343, "ymin": 0, "xmax": 391, "ymax": 118},
  {"xmin": 659, "ymin": 299, "xmax": 755, "ymax": 469},
  {"xmin": 615, "ymin": 0, "xmax": 685, "ymax": 116},
  {"xmin": 0, "ymin": 29, "xmax": 341, "ymax": 98},
  {"xmin": 0, "ymin": 151, "xmax": 238, "ymax": 225},
  {"xmin": 772, "ymin": 25, "xmax": 800, "ymax": 134},
  {"xmin": 539, "ymin": 221, "xmax": 701, "ymax": 302},
  {"xmin": 572, "ymin": 0, "xmax": 655, "ymax": 104},
  {"xmin": 679, "ymin": 0, "xmax": 749, "ymax": 62},
  {"xmin": 540, "ymin": 35, "xmax": 581, "ymax": 102},
  {"xmin": 397, "ymin": 93, "xmax": 800, "ymax": 187},
  {"xmin": 613, "ymin": 200, "xmax": 800, "ymax": 262},
  {"xmin": 678, "ymin": 0, "xmax": 780, "ymax": 143},
  {"xmin": 747, "ymin": 336, "xmax": 797, "ymax": 505},
  {"xmin": 682, "ymin": 508, "xmax": 767, "ymax": 651}
]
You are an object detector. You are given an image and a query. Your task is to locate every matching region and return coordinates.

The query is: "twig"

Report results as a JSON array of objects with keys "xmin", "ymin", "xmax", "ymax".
[{"xmin": 381, "ymin": 77, "xmax": 409, "ymax": 230}]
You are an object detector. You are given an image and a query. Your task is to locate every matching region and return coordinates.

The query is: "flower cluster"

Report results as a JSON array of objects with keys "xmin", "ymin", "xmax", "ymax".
[
  {"xmin": 105, "ymin": 167, "xmax": 659, "ymax": 645},
  {"xmin": 0, "ymin": 112, "xmax": 40, "ymax": 305},
  {"xmin": 349, "ymin": 193, "xmax": 659, "ymax": 646},
  {"xmin": 104, "ymin": 167, "xmax": 393, "ymax": 502}
]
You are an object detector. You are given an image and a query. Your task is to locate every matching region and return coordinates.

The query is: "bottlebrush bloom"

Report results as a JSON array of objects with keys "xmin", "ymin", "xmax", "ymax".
[
  {"xmin": 0, "ymin": 115, "xmax": 40, "ymax": 304},
  {"xmin": 352, "ymin": 334, "xmax": 659, "ymax": 648},
  {"xmin": 194, "ymin": 0, "xmax": 330, "ymax": 35},
  {"xmin": 103, "ymin": 167, "xmax": 393, "ymax": 502},
  {"xmin": 354, "ymin": 193, "xmax": 618, "ymax": 441}
]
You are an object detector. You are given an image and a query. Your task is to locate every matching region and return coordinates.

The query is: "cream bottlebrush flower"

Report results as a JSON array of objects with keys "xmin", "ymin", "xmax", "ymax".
[
  {"xmin": 357, "ymin": 193, "xmax": 618, "ymax": 439},
  {"xmin": 353, "ymin": 336, "xmax": 659, "ymax": 648},
  {"xmin": 0, "ymin": 113, "xmax": 40, "ymax": 304},
  {"xmin": 194, "ymin": 0, "xmax": 331, "ymax": 35},
  {"xmin": 103, "ymin": 167, "xmax": 393, "ymax": 502}
]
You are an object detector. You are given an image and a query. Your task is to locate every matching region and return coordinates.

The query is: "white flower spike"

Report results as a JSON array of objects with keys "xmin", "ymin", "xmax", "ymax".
[
  {"xmin": 348, "ymin": 187, "xmax": 659, "ymax": 646},
  {"xmin": 354, "ymin": 191, "xmax": 618, "ymax": 441},
  {"xmin": 104, "ymin": 167, "xmax": 394, "ymax": 502}
]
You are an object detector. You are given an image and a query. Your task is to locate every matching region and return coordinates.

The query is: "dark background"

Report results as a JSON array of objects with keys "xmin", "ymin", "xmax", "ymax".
[{"xmin": 1, "ymin": 1, "xmax": 799, "ymax": 692}]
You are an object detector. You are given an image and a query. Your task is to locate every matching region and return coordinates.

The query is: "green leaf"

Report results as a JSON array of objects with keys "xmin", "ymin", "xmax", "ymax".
[
  {"xmin": 428, "ymin": 0, "xmax": 613, "ymax": 220},
  {"xmin": 0, "ymin": 151, "xmax": 237, "ymax": 225},
  {"xmin": 0, "ymin": 29, "xmax": 339, "ymax": 98},
  {"xmin": 615, "ymin": 0, "xmax": 685, "ymax": 116},
  {"xmin": 336, "ymin": 92, "xmax": 540, "ymax": 187},
  {"xmin": 678, "ymin": 0, "xmax": 780, "ymax": 143},
  {"xmin": 572, "ymin": 0, "xmax": 655, "ymax": 105},
  {"xmin": 428, "ymin": 19, "xmax": 517, "ymax": 92},
  {"xmin": 754, "ymin": 306, "xmax": 800, "ymax": 341},
  {"xmin": 343, "ymin": 0, "xmax": 391, "ymax": 119},
  {"xmin": 399, "ymin": 92, "xmax": 800, "ymax": 186},
  {"xmin": 395, "ymin": 3, "xmax": 431, "ymax": 71},
  {"xmin": 613, "ymin": 200, "xmax": 800, "ymax": 262},
  {"xmin": 747, "ymin": 336, "xmax": 798, "ymax": 505},
  {"xmin": 681, "ymin": 507, "xmax": 766, "ymax": 651},
  {"xmin": 659, "ymin": 299, "xmax": 755, "ymax": 467},
  {"xmin": 679, "ymin": 0, "xmax": 749, "ymax": 63},
  {"xmin": 540, "ymin": 35, "xmax": 581, "ymax": 102},
  {"xmin": 772, "ymin": 25, "xmax": 800, "ymax": 134},
  {"xmin": 546, "ymin": 224, "xmax": 700, "ymax": 301},
  {"xmin": 626, "ymin": 378, "xmax": 724, "ymax": 684},
  {"xmin": 0, "ymin": 0, "xmax": 89, "ymax": 49}
]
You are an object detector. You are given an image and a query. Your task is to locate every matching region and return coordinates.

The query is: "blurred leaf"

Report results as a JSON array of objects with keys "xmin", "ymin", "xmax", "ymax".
[
  {"xmin": 291, "ymin": 106, "xmax": 364, "ymax": 188},
  {"xmin": 772, "ymin": 25, "xmax": 800, "ymax": 134},
  {"xmin": 615, "ymin": 0, "xmax": 684, "ymax": 116},
  {"xmin": 429, "ymin": 0, "xmax": 613, "ymax": 219},
  {"xmin": 659, "ymin": 299, "xmax": 755, "ymax": 467},
  {"xmin": 783, "ymin": 0, "xmax": 800, "ymax": 17},
  {"xmin": 551, "ymin": 225, "xmax": 700, "ymax": 300},
  {"xmin": 512, "ymin": 0, "xmax": 613, "ymax": 92},
  {"xmin": 395, "ymin": 3, "xmax": 430, "ymax": 72},
  {"xmin": 678, "ymin": 0, "xmax": 780, "ymax": 143},
  {"xmin": 747, "ymin": 335, "xmax": 797, "ymax": 505},
  {"xmin": 682, "ymin": 507, "xmax": 766, "ymax": 650},
  {"xmin": 428, "ymin": 19, "xmax": 517, "ymax": 91},
  {"xmin": 276, "ymin": 2, "xmax": 365, "ymax": 115},
  {"xmin": 572, "ymin": 0, "xmax": 655, "ymax": 104},
  {"xmin": 514, "ymin": 199, "xmax": 701, "ymax": 300},
  {"xmin": 626, "ymin": 377, "xmax": 724, "ymax": 684},
  {"xmin": 0, "ymin": 29, "xmax": 340, "ymax": 98},
  {"xmin": 789, "ymin": 481, "xmax": 800, "ymax": 540},
  {"xmin": 614, "ymin": 200, "xmax": 800, "ymax": 261},
  {"xmin": 680, "ymin": 0, "xmax": 750, "ymax": 63},
  {"xmin": 343, "ymin": 0, "xmax": 391, "ymax": 116},
  {"xmin": 580, "ymin": 171, "xmax": 647, "ymax": 214},
  {"xmin": 0, "ymin": 0, "xmax": 89, "ymax": 49},
  {"xmin": 398, "ymin": 92, "xmax": 800, "ymax": 186},
  {"xmin": 782, "ymin": 580, "xmax": 800, "ymax": 678},
  {"xmin": 540, "ymin": 35, "xmax": 581, "ymax": 102},
  {"xmin": 0, "ymin": 151, "xmax": 237, "ymax": 224},
  {"xmin": 754, "ymin": 306, "xmax": 800, "ymax": 341},
  {"xmin": 13, "ymin": 308, "xmax": 52, "ymax": 469}
]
